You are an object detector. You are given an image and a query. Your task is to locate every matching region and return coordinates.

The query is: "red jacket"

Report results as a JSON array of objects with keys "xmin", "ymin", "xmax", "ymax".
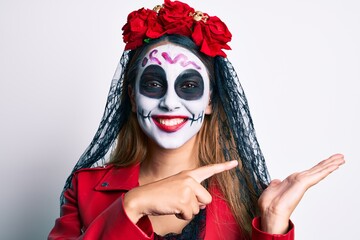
[{"xmin": 48, "ymin": 164, "xmax": 294, "ymax": 240}]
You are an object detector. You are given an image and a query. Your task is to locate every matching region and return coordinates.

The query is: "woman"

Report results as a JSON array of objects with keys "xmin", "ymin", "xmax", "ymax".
[{"xmin": 48, "ymin": 1, "xmax": 345, "ymax": 239}]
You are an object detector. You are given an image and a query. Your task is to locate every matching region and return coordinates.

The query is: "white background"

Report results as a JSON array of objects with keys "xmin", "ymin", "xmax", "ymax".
[{"xmin": 0, "ymin": 0, "xmax": 359, "ymax": 239}]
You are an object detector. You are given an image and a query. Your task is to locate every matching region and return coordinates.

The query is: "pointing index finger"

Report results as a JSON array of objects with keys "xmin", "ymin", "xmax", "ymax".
[{"xmin": 190, "ymin": 160, "xmax": 239, "ymax": 183}]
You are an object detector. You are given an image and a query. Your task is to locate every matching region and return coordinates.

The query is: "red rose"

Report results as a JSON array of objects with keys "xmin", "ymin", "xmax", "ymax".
[
  {"xmin": 122, "ymin": 8, "xmax": 164, "ymax": 50},
  {"xmin": 192, "ymin": 16, "xmax": 232, "ymax": 57},
  {"xmin": 159, "ymin": 0, "xmax": 194, "ymax": 36},
  {"xmin": 145, "ymin": 11, "xmax": 164, "ymax": 39}
]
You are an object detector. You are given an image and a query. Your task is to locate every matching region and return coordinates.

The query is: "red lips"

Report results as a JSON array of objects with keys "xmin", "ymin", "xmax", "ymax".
[{"xmin": 152, "ymin": 115, "xmax": 188, "ymax": 132}]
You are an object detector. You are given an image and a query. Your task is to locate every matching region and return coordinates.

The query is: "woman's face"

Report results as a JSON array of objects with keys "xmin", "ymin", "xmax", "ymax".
[{"xmin": 132, "ymin": 43, "xmax": 212, "ymax": 149}]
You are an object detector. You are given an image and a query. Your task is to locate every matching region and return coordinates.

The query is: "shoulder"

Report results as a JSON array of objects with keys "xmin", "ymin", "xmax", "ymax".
[
  {"xmin": 72, "ymin": 164, "xmax": 114, "ymax": 178},
  {"xmin": 71, "ymin": 165, "xmax": 116, "ymax": 185},
  {"xmin": 74, "ymin": 164, "xmax": 115, "ymax": 174},
  {"xmin": 74, "ymin": 163, "xmax": 141, "ymax": 175}
]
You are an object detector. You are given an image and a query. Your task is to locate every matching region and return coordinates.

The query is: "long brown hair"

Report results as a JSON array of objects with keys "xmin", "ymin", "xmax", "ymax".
[{"xmin": 109, "ymin": 35, "xmax": 260, "ymax": 238}]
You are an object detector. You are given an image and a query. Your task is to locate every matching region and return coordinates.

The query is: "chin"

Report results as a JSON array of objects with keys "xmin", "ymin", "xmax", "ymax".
[{"xmin": 155, "ymin": 140, "xmax": 187, "ymax": 150}]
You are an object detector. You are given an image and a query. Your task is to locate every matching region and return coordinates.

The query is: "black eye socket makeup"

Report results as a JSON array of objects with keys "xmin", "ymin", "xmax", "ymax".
[
  {"xmin": 139, "ymin": 65, "xmax": 167, "ymax": 99},
  {"xmin": 175, "ymin": 69, "xmax": 204, "ymax": 100}
]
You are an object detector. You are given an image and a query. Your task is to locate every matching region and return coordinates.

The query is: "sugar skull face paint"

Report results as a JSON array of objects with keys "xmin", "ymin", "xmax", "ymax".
[{"xmin": 133, "ymin": 43, "xmax": 211, "ymax": 149}]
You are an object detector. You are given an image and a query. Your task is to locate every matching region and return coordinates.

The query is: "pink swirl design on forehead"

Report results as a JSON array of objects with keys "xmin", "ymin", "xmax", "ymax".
[
  {"xmin": 161, "ymin": 52, "xmax": 201, "ymax": 70},
  {"xmin": 148, "ymin": 49, "xmax": 161, "ymax": 65},
  {"xmin": 141, "ymin": 57, "xmax": 148, "ymax": 67}
]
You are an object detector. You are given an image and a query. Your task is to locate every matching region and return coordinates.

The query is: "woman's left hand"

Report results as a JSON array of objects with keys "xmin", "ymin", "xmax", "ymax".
[{"xmin": 258, "ymin": 153, "xmax": 345, "ymax": 234}]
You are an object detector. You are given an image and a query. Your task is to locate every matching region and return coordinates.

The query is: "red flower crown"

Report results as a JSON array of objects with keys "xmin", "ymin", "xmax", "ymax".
[{"xmin": 122, "ymin": 0, "xmax": 232, "ymax": 57}]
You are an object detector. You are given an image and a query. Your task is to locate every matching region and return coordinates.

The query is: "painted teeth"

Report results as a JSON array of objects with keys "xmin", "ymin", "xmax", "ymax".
[{"xmin": 158, "ymin": 118, "xmax": 185, "ymax": 126}]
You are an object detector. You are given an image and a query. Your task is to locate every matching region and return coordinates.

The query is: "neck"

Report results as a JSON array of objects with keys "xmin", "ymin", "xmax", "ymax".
[{"xmin": 139, "ymin": 135, "xmax": 199, "ymax": 185}]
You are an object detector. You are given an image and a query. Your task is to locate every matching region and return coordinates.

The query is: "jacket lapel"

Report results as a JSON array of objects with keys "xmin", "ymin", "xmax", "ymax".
[{"xmin": 94, "ymin": 164, "xmax": 140, "ymax": 191}]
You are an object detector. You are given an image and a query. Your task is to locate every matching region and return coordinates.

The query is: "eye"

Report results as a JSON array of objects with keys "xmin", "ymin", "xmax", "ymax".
[
  {"xmin": 143, "ymin": 80, "xmax": 163, "ymax": 88},
  {"xmin": 175, "ymin": 69, "xmax": 204, "ymax": 100},
  {"xmin": 139, "ymin": 65, "xmax": 167, "ymax": 99},
  {"xmin": 181, "ymin": 81, "xmax": 199, "ymax": 89}
]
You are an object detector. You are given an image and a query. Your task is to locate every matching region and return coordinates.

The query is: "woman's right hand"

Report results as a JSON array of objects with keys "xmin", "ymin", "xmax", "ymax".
[{"xmin": 123, "ymin": 160, "xmax": 238, "ymax": 223}]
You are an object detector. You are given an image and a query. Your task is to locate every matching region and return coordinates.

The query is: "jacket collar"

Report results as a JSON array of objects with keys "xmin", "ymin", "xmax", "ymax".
[{"xmin": 94, "ymin": 163, "xmax": 140, "ymax": 191}]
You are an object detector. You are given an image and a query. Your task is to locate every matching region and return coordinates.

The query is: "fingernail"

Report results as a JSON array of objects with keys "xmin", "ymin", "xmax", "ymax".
[{"xmin": 230, "ymin": 160, "xmax": 238, "ymax": 165}]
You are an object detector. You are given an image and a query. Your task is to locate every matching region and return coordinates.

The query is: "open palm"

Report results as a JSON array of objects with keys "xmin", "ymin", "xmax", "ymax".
[{"xmin": 258, "ymin": 154, "xmax": 345, "ymax": 234}]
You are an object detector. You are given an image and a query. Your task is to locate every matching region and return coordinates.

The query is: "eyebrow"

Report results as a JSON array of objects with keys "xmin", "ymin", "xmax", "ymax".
[
  {"xmin": 177, "ymin": 69, "xmax": 203, "ymax": 79},
  {"xmin": 141, "ymin": 64, "xmax": 166, "ymax": 79}
]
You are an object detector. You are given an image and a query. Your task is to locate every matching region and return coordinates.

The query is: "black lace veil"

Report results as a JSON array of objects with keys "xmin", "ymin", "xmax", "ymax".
[{"xmin": 60, "ymin": 51, "xmax": 130, "ymax": 204}]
